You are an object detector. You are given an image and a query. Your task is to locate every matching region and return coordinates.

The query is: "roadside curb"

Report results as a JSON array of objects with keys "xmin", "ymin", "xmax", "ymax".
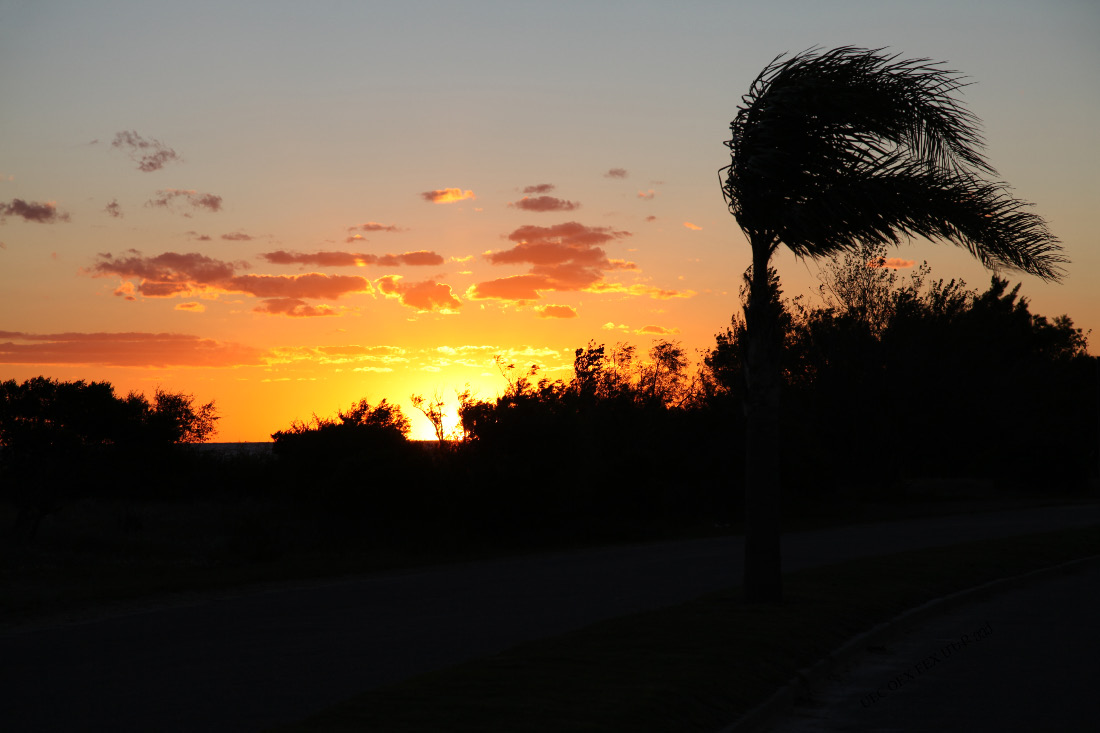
[{"xmin": 721, "ymin": 551, "xmax": 1100, "ymax": 733}]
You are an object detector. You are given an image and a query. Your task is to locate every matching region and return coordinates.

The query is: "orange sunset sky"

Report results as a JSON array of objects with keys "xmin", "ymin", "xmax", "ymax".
[{"xmin": 2, "ymin": 1, "xmax": 1097, "ymax": 441}]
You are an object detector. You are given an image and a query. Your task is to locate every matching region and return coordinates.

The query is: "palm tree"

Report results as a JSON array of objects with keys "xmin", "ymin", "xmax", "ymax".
[{"xmin": 720, "ymin": 46, "xmax": 1065, "ymax": 602}]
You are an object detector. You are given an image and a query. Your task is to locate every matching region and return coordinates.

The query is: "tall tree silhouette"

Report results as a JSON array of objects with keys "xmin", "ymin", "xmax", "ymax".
[{"xmin": 720, "ymin": 46, "xmax": 1064, "ymax": 601}]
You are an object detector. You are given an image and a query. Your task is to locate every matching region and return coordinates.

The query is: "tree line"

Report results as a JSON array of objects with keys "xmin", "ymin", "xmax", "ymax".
[{"xmin": 2, "ymin": 249, "xmax": 1095, "ymax": 549}]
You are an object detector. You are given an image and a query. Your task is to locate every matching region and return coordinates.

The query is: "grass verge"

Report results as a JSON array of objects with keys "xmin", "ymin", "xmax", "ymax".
[{"xmin": 269, "ymin": 524, "xmax": 1100, "ymax": 733}]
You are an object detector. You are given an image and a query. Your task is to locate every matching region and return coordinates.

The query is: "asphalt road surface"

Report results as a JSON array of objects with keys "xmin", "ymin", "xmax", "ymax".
[{"xmin": 3, "ymin": 503, "xmax": 1098, "ymax": 732}]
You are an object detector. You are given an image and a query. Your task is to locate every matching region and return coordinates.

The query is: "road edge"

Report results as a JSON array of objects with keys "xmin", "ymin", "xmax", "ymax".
[{"xmin": 721, "ymin": 550, "xmax": 1100, "ymax": 733}]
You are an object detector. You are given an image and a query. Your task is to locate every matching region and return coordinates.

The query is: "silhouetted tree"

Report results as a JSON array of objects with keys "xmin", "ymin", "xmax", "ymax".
[
  {"xmin": 720, "ymin": 47, "xmax": 1064, "ymax": 600},
  {"xmin": 0, "ymin": 377, "xmax": 218, "ymax": 541}
]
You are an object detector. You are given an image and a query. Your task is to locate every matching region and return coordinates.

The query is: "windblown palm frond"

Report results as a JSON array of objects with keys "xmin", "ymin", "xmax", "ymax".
[{"xmin": 721, "ymin": 46, "xmax": 1065, "ymax": 280}]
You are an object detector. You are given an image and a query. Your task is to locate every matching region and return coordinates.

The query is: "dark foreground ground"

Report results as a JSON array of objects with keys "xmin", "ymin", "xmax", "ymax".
[
  {"xmin": 2, "ymin": 502, "xmax": 1098, "ymax": 732},
  {"xmin": 762, "ymin": 561, "xmax": 1100, "ymax": 732}
]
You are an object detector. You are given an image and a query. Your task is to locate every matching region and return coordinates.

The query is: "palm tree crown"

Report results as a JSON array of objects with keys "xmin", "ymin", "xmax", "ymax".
[{"xmin": 721, "ymin": 46, "xmax": 1065, "ymax": 280}]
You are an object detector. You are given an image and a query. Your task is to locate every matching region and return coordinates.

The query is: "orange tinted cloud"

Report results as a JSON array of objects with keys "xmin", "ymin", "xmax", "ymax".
[
  {"xmin": 146, "ymin": 189, "xmax": 223, "ymax": 213},
  {"xmin": 395, "ymin": 250, "xmax": 446, "ymax": 266},
  {"xmin": 537, "ymin": 305, "xmax": 578, "ymax": 319},
  {"xmin": 104, "ymin": 199, "xmax": 123, "ymax": 218},
  {"xmin": 221, "ymin": 232, "xmax": 253, "ymax": 241},
  {"xmin": 261, "ymin": 250, "xmax": 444, "ymax": 267},
  {"xmin": 376, "ymin": 276, "xmax": 461, "ymax": 312},
  {"xmin": 175, "ymin": 302, "xmax": 205, "ymax": 312},
  {"xmin": 225, "ymin": 273, "xmax": 371, "ymax": 299},
  {"xmin": 113, "ymin": 281, "xmax": 136, "ymax": 301},
  {"xmin": 637, "ymin": 189, "xmax": 656, "ymax": 200},
  {"xmin": 267, "ymin": 344, "xmax": 408, "ymax": 367},
  {"xmin": 471, "ymin": 222, "xmax": 633, "ymax": 300},
  {"xmin": 870, "ymin": 257, "xmax": 917, "ymax": 269},
  {"xmin": 1, "ymin": 199, "xmax": 70, "ymax": 223},
  {"xmin": 511, "ymin": 222, "xmax": 626, "ymax": 248},
  {"xmin": 111, "ymin": 130, "xmax": 181, "ymax": 172},
  {"xmin": 0, "ymin": 331, "xmax": 264, "ymax": 367},
  {"xmin": 93, "ymin": 250, "xmax": 245, "ymax": 288},
  {"xmin": 467, "ymin": 274, "xmax": 553, "ymax": 301},
  {"xmin": 91, "ymin": 250, "xmax": 370, "ymax": 300},
  {"xmin": 586, "ymin": 282, "xmax": 696, "ymax": 299},
  {"xmin": 253, "ymin": 298, "xmax": 337, "ymax": 317},
  {"xmin": 683, "ymin": 222, "xmax": 702, "ymax": 230},
  {"xmin": 635, "ymin": 324, "xmax": 681, "ymax": 335},
  {"xmin": 510, "ymin": 195, "xmax": 579, "ymax": 212},
  {"xmin": 605, "ymin": 168, "xmax": 628, "ymax": 178},
  {"xmin": 349, "ymin": 221, "xmax": 404, "ymax": 232},
  {"xmin": 523, "ymin": 183, "xmax": 555, "ymax": 194},
  {"xmin": 421, "ymin": 188, "xmax": 476, "ymax": 204}
]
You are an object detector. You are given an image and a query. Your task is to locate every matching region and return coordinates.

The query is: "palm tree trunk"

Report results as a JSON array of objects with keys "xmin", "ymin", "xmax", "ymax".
[{"xmin": 742, "ymin": 238, "xmax": 783, "ymax": 602}]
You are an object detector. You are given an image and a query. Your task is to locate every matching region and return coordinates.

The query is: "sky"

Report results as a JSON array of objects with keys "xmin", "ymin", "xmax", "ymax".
[{"xmin": 2, "ymin": 0, "xmax": 1097, "ymax": 441}]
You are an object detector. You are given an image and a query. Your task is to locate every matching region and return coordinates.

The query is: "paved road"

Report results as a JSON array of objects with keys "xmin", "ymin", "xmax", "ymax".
[
  {"xmin": 763, "ymin": 562, "xmax": 1100, "ymax": 732},
  {"xmin": 2, "ymin": 503, "xmax": 1098, "ymax": 732}
]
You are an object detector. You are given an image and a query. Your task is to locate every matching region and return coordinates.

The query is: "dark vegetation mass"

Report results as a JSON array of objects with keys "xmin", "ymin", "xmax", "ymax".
[
  {"xmin": 0, "ymin": 379, "xmax": 217, "ymax": 542},
  {"xmin": 1, "ymin": 247, "xmax": 1096, "ymax": 591}
]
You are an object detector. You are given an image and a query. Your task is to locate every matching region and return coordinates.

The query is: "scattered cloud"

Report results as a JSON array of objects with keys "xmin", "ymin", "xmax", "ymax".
[
  {"xmin": 586, "ymin": 282, "xmax": 696, "ymax": 300},
  {"xmin": 113, "ymin": 281, "xmax": 136, "ymax": 300},
  {"xmin": 523, "ymin": 183, "xmax": 555, "ymax": 194},
  {"xmin": 104, "ymin": 199, "xmax": 123, "ymax": 218},
  {"xmin": 397, "ymin": 250, "xmax": 446, "ymax": 266},
  {"xmin": 0, "ymin": 331, "xmax": 265, "ymax": 368},
  {"xmin": 604, "ymin": 168, "xmax": 628, "ymax": 178},
  {"xmin": 421, "ymin": 188, "xmax": 476, "ymax": 204},
  {"xmin": 1, "ymin": 199, "xmax": 70, "ymax": 224},
  {"xmin": 175, "ymin": 302, "xmax": 205, "ymax": 312},
  {"xmin": 376, "ymin": 275, "xmax": 461, "ymax": 312},
  {"xmin": 637, "ymin": 189, "xmax": 656, "ymax": 200},
  {"xmin": 146, "ymin": 189, "xmax": 222, "ymax": 214},
  {"xmin": 509, "ymin": 195, "xmax": 580, "ymax": 212},
  {"xmin": 870, "ymin": 257, "xmax": 917, "ymax": 269},
  {"xmin": 348, "ymin": 221, "xmax": 404, "ymax": 233},
  {"xmin": 221, "ymin": 232, "xmax": 253, "ymax": 241},
  {"xmin": 467, "ymin": 274, "xmax": 552, "ymax": 301},
  {"xmin": 260, "ymin": 249, "xmax": 445, "ymax": 267},
  {"xmin": 635, "ymin": 324, "xmax": 681, "ymax": 335},
  {"xmin": 469, "ymin": 221, "xmax": 633, "ymax": 301},
  {"xmin": 253, "ymin": 298, "xmax": 338, "ymax": 317},
  {"xmin": 537, "ymin": 305, "xmax": 578, "ymax": 319},
  {"xmin": 267, "ymin": 344, "xmax": 408, "ymax": 367},
  {"xmin": 602, "ymin": 322, "xmax": 630, "ymax": 332},
  {"xmin": 683, "ymin": 222, "xmax": 702, "ymax": 231},
  {"xmin": 226, "ymin": 273, "xmax": 373, "ymax": 300},
  {"xmin": 185, "ymin": 230, "xmax": 212, "ymax": 241},
  {"xmin": 645, "ymin": 215, "xmax": 657, "ymax": 222},
  {"xmin": 93, "ymin": 251, "xmax": 245, "ymax": 295},
  {"xmin": 91, "ymin": 250, "xmax": 372, "ymax": 301},
  {"xmin": 111, "ymin": 130, "xmax": 181, "ymax": 172}
]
